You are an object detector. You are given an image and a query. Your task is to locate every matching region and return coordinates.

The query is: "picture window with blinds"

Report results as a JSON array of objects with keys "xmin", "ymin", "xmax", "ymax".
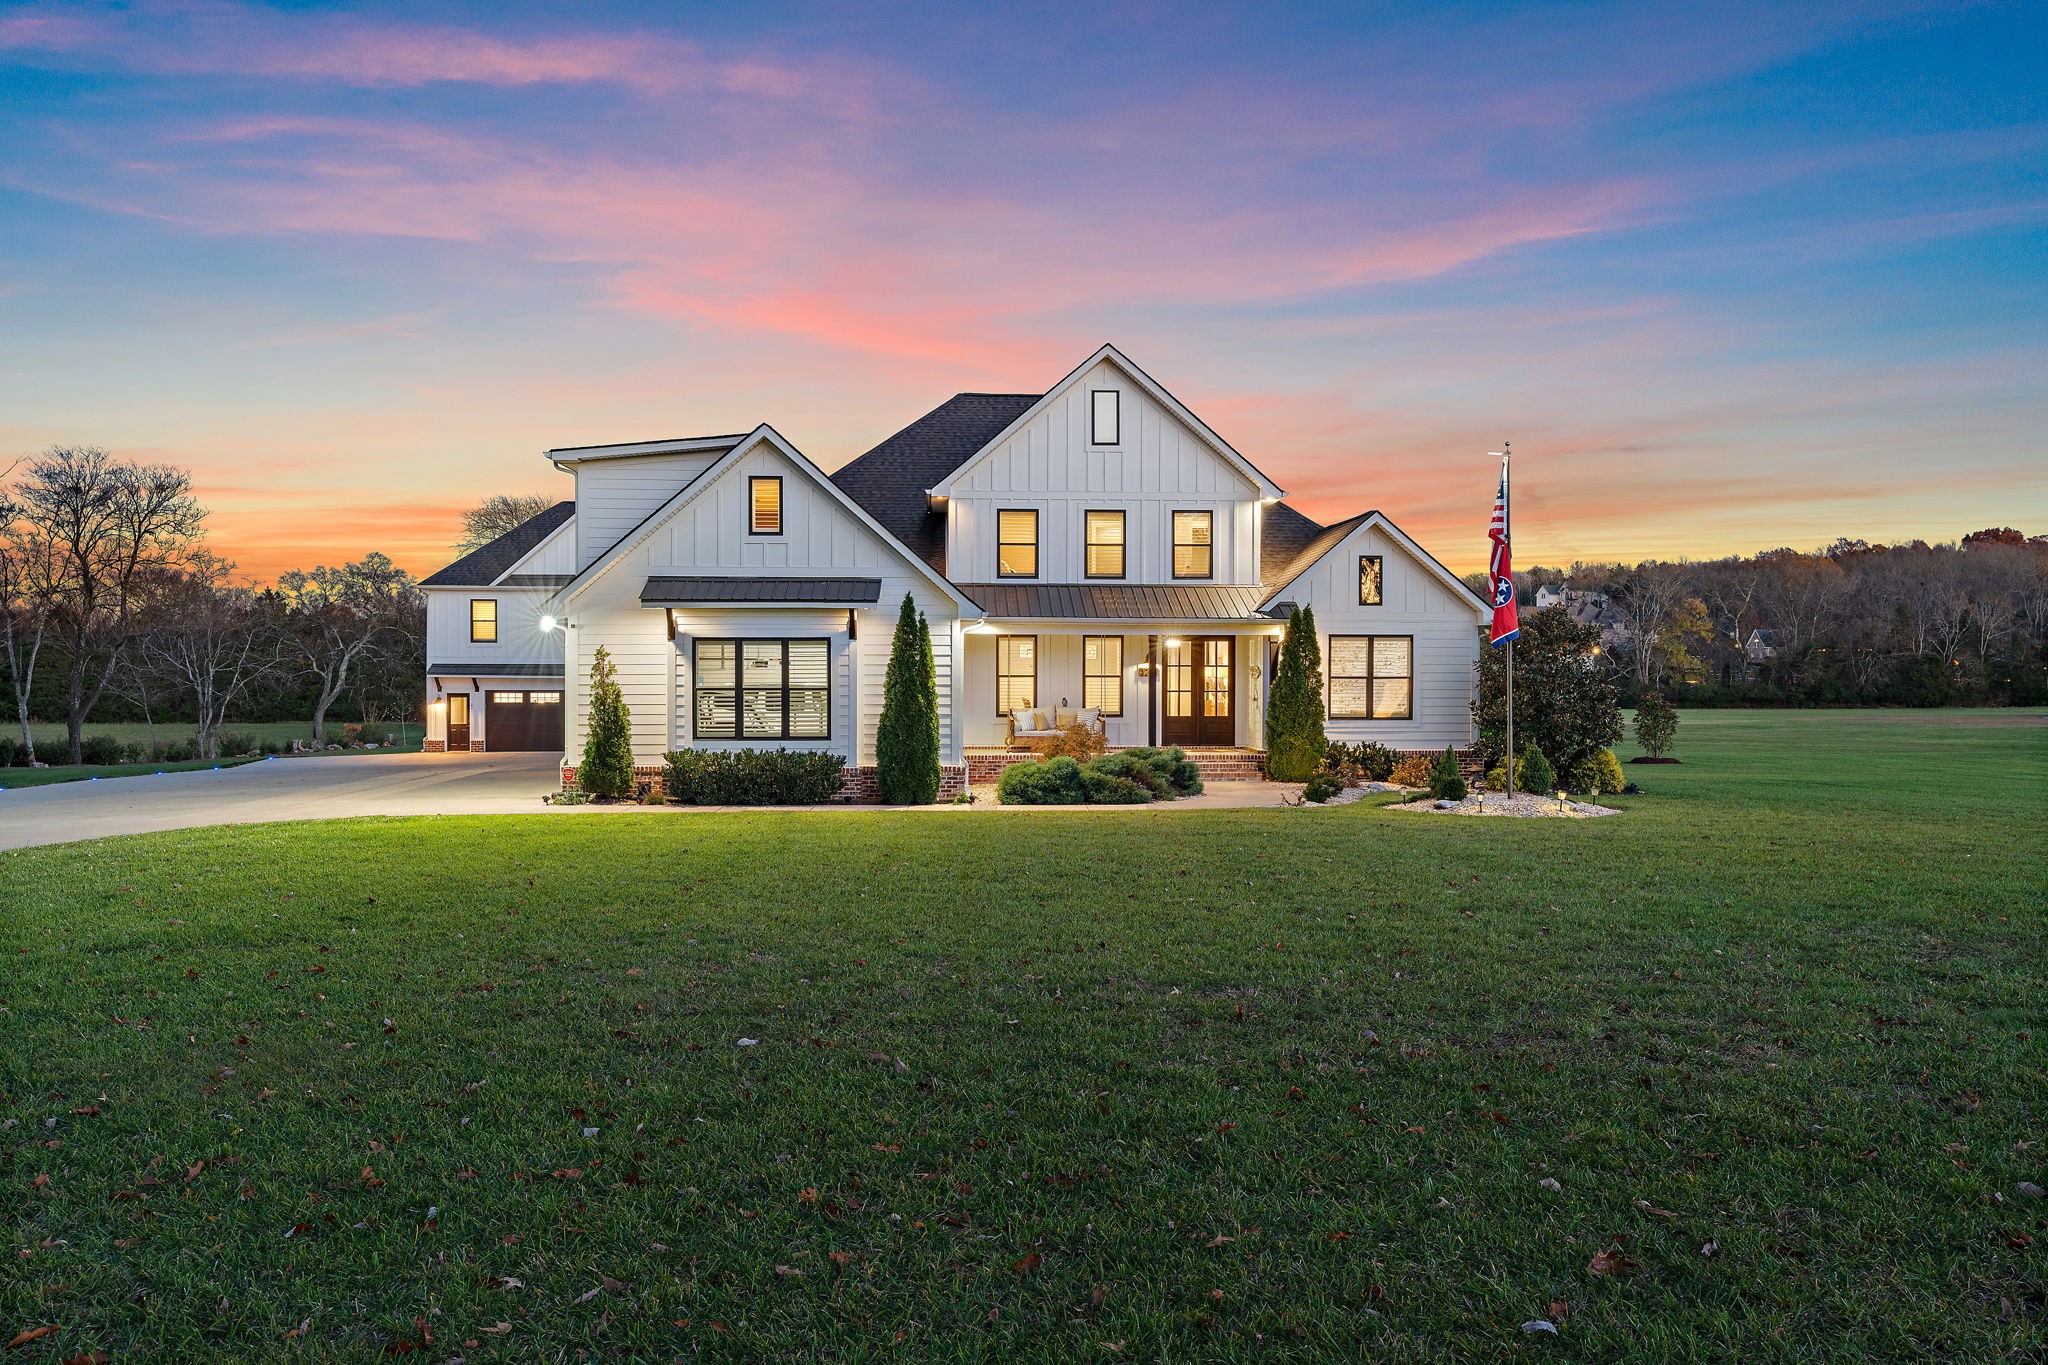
[
  {"xmin": 1172, "ymin": 511, "xmax": 1213, "ymax": 579},
  {"xmin": 693, "ymin": 638, "xmax": 830, "ymax": 740},
  {"xmin": 996, "ymin": 635, "xmax": 1037, "ymax": 714},
  {"xmin": 749, "ymin": 476, "xmax": 783, "ymax": 534},
  {"xmin": 1359, "ymin": 554, "xmax": 1383, "ymax": 605},
  {"xmin": 997, "ymin": 509, "xmax": 1038, "ymax": 577},
  {"xmin": 1328, "ymin": 635, "xmax": 1413, "ymax": 719},
  {"xmin": 1090, "ymin": 389, "xmax": 1120, "ymax": 446},
  {"xmin": 1084, "ymin": 510, "xmax": 1126, "ymax": 579},
  {"xmin": 469, "ymin": 598, "xmax": 497, "ymax": 643},
  {"xmin": 1082, "ymin": 635, "xmax": 1124, "ymax": 715}
]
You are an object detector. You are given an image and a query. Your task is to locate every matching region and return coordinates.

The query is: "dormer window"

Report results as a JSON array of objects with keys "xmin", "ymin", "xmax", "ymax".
[
  {"xmin": 1090, "ymin": 389, "xmax": 1120, "ymax": 446},
  {"xmin": 749, "ymin": 476, "xmax": 783, "ymax": 534}
]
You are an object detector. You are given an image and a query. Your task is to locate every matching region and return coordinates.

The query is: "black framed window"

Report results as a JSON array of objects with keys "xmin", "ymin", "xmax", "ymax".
[
  {"xmin": 1359, "ymin": 554, "xmax": 1383, "ymax": 605},
  {"xmin": 1328, "ymin": 635, "xmax": 1413, "ymax": 719},
  {"xmin": 1090, "ymin": 389, "xmax": 1120, "ymax": 446},
  {"xmin": 469, "ymin": 598, "xmax": 498, "ymax": 642},
  {"xmin": 996, "ymin": 635, "xmax": 1037, "ymax": 714},
  {"xmin": 1085, "ymin": 510, "xmax": 1125, "ymax": 579},
  {"xmin": 1172, "ymin": 511, "xmax": 1213, "ymax": 579},
  {"xmin": 693, "ymin": 638, "xmax": 829, "ymax": 739},
  {"xmin": 1083, "ymin": 635, "xmax": 1124, "ymax": 715},
  {"xmin": 997, "ymin": 509, "xmax": 1038, "ymax": 577},
  {"xmin": 749, "ymin": 476, "xmax": 783, "ymax": 534}
]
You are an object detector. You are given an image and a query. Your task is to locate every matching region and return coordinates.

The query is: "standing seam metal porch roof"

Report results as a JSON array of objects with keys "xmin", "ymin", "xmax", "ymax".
[
  {"xmin": 951, "ymin": 582, "xmax": 1269, "ymax": 620},
  {"xmin": 639, "ymin": 576, "xmax": 883, "ymax": 605}
]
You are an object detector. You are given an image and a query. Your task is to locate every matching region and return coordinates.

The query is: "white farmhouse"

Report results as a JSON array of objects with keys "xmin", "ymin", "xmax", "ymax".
[{"xmin": 419, "ymin": 345, "xmax": 1489, "ymax": 794}]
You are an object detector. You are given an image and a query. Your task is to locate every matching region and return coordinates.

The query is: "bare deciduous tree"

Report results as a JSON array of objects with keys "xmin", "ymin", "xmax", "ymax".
[
  {"xmin": 133, "ymin": 554, "xmax": 284, "ymax": 761},
  {"xmin": 456, "ymin": 493, "xmax": 557, "ymax": 553},
  {"xmin": 276, "ymin": 552, "xmax": 421, "ymax": 742}
]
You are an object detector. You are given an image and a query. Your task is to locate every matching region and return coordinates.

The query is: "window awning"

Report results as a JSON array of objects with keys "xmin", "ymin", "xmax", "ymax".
[
  {"xmin": 952, "ymin": 582, "xmax": 1268, "ymax": 620},
  {"xmin": 427, "ymin": 662, "xmax": 565, "ymax": 677},
  {"xmin": 639, "ymin": 576, "xmax": 884, "ymax": 606}
]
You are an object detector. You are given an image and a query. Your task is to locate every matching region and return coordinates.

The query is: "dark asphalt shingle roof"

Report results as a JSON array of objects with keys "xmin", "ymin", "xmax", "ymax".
[
  {"xmin": 1260, "ymin": 508, "xmax": 1372, "ymax": 596},
  {"xmin": 420, "ymin": 501, "xmax": 575, "ymax": 587},
  {"xmin": 951, "ymin": 582, "xmax": 1269, "ymax": 620},
  {"xmin": 829, "ymin": 393, "xmax": 1041, "ymax": 575},
  {"xmin": 640, "ymin": 576, "xmax": 883, "ymax": 605}
]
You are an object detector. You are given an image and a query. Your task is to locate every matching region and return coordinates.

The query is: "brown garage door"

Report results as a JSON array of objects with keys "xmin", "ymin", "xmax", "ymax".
[{"xmin": 483, "ymin": 688, "xmax": 565, "ymax": 752}]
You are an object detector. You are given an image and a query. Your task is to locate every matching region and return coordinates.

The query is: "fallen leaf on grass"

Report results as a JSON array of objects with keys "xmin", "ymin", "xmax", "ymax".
[
  {"xmin": 1587, "ymin": 1248, "xmax": 1639, "ymax": 1277},
  {"xmin": 6, "ymin": 1326, "xmax": 60, "ymax": 1349},
  {"xmin": 1011, "ymin": 1253, "xmax": 1042, "ymax": 1273},
  {"xmin": 773, "ymin": 1265, "xmax": 802, "ymax": 1278},
  {"xmin": 1521, "ymin": 1320, "xmax": 1559, "ymax": 1335},
  {"xmin": 1538, "ymin": 1178, "xmax": 1562, "ymax": 1192},
  {"xmin": 60, "ymin": 1352, "xmax": 108, "ymax": 1365},
  {"xmin": 478, "ymin": 1323, "xmax": 512, "ymax": 1335},
  {"xmin": 1633, "ymin": 1199, "xmax": 1677, "ymax": 1219},
  {"xmin": 1547, "ymin": 1300, "xmax": 1569, "ymax": 1321}
]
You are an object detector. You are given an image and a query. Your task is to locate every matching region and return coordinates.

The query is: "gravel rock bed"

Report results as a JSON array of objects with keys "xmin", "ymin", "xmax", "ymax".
[{"xmin": 1390, "ymin": 792, "xmax": 1621, "ymax": 818}]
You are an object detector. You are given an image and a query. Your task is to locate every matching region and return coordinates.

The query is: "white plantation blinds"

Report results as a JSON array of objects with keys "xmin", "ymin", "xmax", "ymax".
[
  {"xmin": 1329, "ymin": 635, "xmax": 1412, "ymax": 719},
  {"xmin": 1085, "ymin": 510, "xmax": 1126, "ymax": 578},
  {"xmin": 1173, "ymin": 511, "xmax": 1212, "ymax": 578},
  {"xmin": 997, "ymin": 635, "xmax": 1036, "ymax": 713},
  {"xmin": 694, "ymin": 638, "xmax": 829, "ymax": 739},
  {"xmin": 997, "ymin": 510, "xmax": 1038, "ymax": 577},
  {"xmin": 749, "ymin": 476, "xmax": 782, "ymax": 534},
  {"xmin": 1083, "ymin": 635, "xmax": 1123, "ymax": 714}
]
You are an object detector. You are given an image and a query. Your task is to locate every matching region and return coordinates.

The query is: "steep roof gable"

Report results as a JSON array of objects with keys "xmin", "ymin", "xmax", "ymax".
[
  {"xmin": 1258, "ymin": 509, "xmax": 1492, "ymax": 616},
  {"xmin": 420, "ymin": 501, "xmax": 574, "ymax": 587},
  {"xmin": 828, "ymin": 393, "xmax": 1040, "ymax": 575},
  {"xmin": 926, "ymin": 344, "xmax": 1285, "ymax": 500}
]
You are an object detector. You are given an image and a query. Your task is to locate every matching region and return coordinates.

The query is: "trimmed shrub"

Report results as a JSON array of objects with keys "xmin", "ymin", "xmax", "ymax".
[
  {"xmin": 1113, "ymin": 745, "xmax": 1203, "ymax": 797},
  {"xmin": 876, "ymin": 594, "xmax": 941, "ymax": 804},
  {"xmin": 1081, "ymin": 767, "xmax": 1153, "ymax": 804},
  {"xmin": 1565, "ymin": 748, "xmax": 1627, "ymax": 795},
  {"xmin": 661, "ymin": 748, "xmax": 847, "ymax": 805},
  {"xmin": 1084, "ymin": 751, "xmax": 1172, "ymax": 799},
  {"xmin": 1519, "ymin": 744, "xmax": 1557, "ymax": 794},
  {"xmin": 997, "ymin": 755, "xmax": 1088, "ymax": 805},
  {"xmin": 1301, "ymin": 771, "xmax": 1343, "ymax": 804},
  {"xmin": 78, "ymin": 735, "xmax": 125, "ymax": 766},
  {"xmin": 218, "ymin": 731, "xmax": 258, "ymax": 756},
  {"xmin": 1634, "ymin": 692, "xmax": 1679, "ymax": 759},
  {"xmin": 1428, "ymin": 746, "xmax": 1467, "ymax": 801},
  {"xmin": 1390, "ymin": 753, "xmax": 1434, "ymax": 788},
  {"xmin": 0, "ymin": 736, "xmax": 14, "ymax": 767},
  {"xmin": 161, "ymin": 740, "xmax": 196, "ymax": 763},
  {"xmin": 579, "ymin": 645, "xmax": 636, "ymax": 799},
  {"xmin": 1266, "ymin": 605, "xmax": 1327, "ymax": 781},
  {"xmin": 1325, "ymin": 741, "xmax": 1397, "ymax": 782}
]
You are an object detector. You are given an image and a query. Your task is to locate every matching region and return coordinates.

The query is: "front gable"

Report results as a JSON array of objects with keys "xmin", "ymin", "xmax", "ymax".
[{"xmin": 1262, "ymin": 512, "xmax": 1491, "ymax": 619}]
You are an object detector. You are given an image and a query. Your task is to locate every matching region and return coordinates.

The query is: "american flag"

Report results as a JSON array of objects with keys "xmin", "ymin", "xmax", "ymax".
[{"xmin": 1487, "ymin": 454, "xmax": 1519, "ymax": 646}]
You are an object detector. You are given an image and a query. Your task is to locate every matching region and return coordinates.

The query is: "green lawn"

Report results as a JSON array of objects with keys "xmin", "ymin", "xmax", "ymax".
[
  {"xmin": 2, "ymin": 710, "xmax": 2042, "ymax": 1361},
  {"xmin": 19, "ymin": 719, "xmax": 423, "ymax": 754},
  {"xmin": 0, "ymin": 756, "xmax": 264, "ymax": 790}
]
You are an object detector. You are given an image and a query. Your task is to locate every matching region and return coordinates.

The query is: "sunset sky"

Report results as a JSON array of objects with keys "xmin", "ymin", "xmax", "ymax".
[{"xmin": 1, "ymin": 1, "xmax": 2042, "ymax": 580}]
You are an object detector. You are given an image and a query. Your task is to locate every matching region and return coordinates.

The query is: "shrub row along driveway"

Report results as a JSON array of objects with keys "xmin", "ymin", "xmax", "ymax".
[{"xmin": 0, "ymin": 750, "xmax": 562, "ymax": 850}]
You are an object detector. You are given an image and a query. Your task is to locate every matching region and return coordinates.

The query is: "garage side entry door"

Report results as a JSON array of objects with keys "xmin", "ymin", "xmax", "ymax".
[{"xmin": 483, "ymin": 688, "xmax": 565, "ymax": 752}]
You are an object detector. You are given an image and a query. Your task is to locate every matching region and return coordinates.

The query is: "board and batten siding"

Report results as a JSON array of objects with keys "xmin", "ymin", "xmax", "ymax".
[
  {"xmin": 562, "ymin": 440, "xmax": 960, "ymax": 767},
  {"xmin": 423, "ymin": 587, "xmax": 561, "ymax": 669},
  {"xmin": 945, "ymin": 358, "xmax": 1262, "ymax": 584},
  {"xmin": 572, "ymin": 451, "xmax": 725, "ymax": 570},
  {"xmin": 1278, "ymin": 522, "xmax": 1484, "ymax": 751}
]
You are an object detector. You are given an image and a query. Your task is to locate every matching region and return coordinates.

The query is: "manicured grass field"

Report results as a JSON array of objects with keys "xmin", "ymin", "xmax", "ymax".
[
  {"xmin": 0, "ymin": 756, "xmax": 264, "ymax": 790},
  {"xmin": 2, "ymin": 710, "xmax": 2042, "ymax": 1360},
  {"xmin": 19, "ymin": 719, "xmax": 423, "ymax": 754}
]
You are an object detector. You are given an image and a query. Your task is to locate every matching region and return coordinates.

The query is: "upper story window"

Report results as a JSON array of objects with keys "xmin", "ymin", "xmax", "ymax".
[
  {"xmin": 749, "ymin": 476, "xmax": 783, "ymax": 534},
  {"xmin": 1090, "ymin": 389, "xmax": 1120, "ymax": 446},
  {"xmin": 469, "ymin": 598, "xmax": 498, "ymax": 643},
  {"xmin": 1085, "ymin": 510, "xmax": 1126, "ymax": 579},
  {"xmin": 997, "ymin": 509, "xmax": 1038, "ymax": 578},
  {"xmin": 1172, "ymin": 511, "xmax": 1213, "ymax": 579},
  {"xmin": 1359, "ymin": 554, "xmax": 1383, "ymax": 605}
]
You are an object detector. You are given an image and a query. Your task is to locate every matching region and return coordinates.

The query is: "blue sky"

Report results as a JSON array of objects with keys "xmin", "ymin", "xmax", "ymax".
[{"xmin": 0, "ymin": 0, "xmax": 2041, "ymax": 576}]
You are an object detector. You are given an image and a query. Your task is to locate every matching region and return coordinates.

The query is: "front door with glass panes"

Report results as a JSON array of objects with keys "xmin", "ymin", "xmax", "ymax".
[
  {"xmin": 445, "ymin": 692, "xmax": 470, "ymax": 750},
  {"xmin": 1162, "ymin": 636, "xmax": 1234, "ymax": 747}
]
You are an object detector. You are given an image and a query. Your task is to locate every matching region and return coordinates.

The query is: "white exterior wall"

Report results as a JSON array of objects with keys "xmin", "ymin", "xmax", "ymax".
[
  {"xmin": 514, "ymin": 521, "xmax": 576, "ymax": 576},
  {"xmin": 424, "ymin": 587, "xmax": 562, "ymax": 669},
  {"xmin": 944, "ymin": 359, "xmax": 1263, "ymax": 584},
  {"xmin": 562, "ymin": 440, "xmax": 961, "ymax": 768},
  {"xmin": 1280, "ymin": 522, "xmax": 1484, "ymax": 750},
  {"xmin": 571, "ymin": 451, "xmax": 725, "ymax": 570}
]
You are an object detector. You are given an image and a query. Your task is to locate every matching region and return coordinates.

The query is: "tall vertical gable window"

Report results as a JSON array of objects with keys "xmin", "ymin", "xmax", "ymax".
[
  {"xmin": 749, "ymin": 476, "xmax": 783, "ymax": 534},
  {"xmin": 1082, "ymin": 635, "xmax": 1124, "ymax": 715},
  {"xmin": 1359, "ymin": 554, "xmax": 1383, "ymax": 605},
  {"xmin": 469, "ymin": 598, "xmax": 498, "ymax": 643},
  {"xmin": 1085, "ymin": 510, "xmax": 1126, "ymax": 579},
  {"xmin": 1172, "ymin": 511, "xmax": 1213, "ymax": 579},
  {"xmin": 694, "ymin": 638, "xmax": 829, "ymax": 740},
  {"xmin": 997, "ymin": 509, "xmax": 1038, "ymax": 577},
  {"xmin": 1328, "ymin": 635, "xmax": 1413, "ymax": 719},
  {"xmin": 996, "ymin": 635, "xmax": 1037, "ymax": 715},
  {"xmin": 1090, "ymin": 389, "xmax": 1120, "ymax": 446}
]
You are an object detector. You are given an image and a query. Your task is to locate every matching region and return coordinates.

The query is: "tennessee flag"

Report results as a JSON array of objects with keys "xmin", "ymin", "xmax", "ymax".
[{"xmin": 1487, "ymin": 455, "xmax": 1518, "ymax": 646}]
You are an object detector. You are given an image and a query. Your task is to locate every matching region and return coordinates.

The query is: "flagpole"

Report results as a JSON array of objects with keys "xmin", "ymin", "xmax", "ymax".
[{"xmin": 1503, "ymin": 444, "xmax": 1514, "ymax": 797}]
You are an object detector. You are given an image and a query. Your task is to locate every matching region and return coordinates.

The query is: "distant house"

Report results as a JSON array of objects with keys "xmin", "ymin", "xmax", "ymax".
[
  {"xmin": 1533, "ymin": 582, "xmax": 1631, "ymax": 651},
  {"xmin": 416, "ymin": 344, "xmax": 1489, "ymax": 793},
  {"xmin": 1744, "ymin": 629, "xmax": 1778, "ymax": 663}
]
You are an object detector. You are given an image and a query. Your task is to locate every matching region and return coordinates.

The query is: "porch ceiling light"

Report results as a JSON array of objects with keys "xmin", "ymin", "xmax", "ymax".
[
  {"xmin": 540, "ymin": 615, "xmax": 559, "ymax": 632},
  {"xmin": 1164, "ymin": 637, "xmax": 1185, "ymax": 647}
]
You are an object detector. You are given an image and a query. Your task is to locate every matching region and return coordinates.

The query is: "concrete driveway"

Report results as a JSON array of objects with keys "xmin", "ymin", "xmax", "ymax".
[{"xmin": 0, "ymin": 750, "xmax": 564, "ymax": 851}]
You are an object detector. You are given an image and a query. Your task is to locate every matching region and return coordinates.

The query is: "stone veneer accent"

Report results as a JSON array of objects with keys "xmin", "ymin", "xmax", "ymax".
[{"xmin": 560, "ymin": 762, "xmax": 969, "ymax": 805}]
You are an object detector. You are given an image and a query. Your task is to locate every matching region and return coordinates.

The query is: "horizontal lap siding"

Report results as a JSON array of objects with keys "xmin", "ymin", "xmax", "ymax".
[{"xmin": 1280, "ymin": 523, "xmax": 1484, "ymax": 750}]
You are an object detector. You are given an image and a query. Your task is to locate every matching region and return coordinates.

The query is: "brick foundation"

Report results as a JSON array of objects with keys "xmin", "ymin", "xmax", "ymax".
[
  {"xmin": 470, "ymin": 740, "xmax": 486, "ymax": 752},
  {"xmin": 423, "ymin": 739, "xmax": 447, "ymax": 753},
  {"xmin": 559, "ymin": 762, "xmax": 969, "ymax": 805},
  {"xmin": 967, "ymin": 746, "xmax": 1270, "ymax": 784}
]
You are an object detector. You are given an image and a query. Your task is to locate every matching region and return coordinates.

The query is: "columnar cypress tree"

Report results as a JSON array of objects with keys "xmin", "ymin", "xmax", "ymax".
[
  {"xmin": 876, "ymin": 593, "xmax": 941, "ymax": 803},
  {"xmin": 579, "ymin": 644, "xmax": 635, "ymax": 798},
  {"xmin": 1265, "ymin": 605, "xmax": 1327, "ymax": 781}
]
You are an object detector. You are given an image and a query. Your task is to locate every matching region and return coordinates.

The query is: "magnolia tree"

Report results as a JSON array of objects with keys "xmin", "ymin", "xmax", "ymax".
[{"xmin": 1473, "ymin": 606, "xmax": 1622, "ymax": 772}]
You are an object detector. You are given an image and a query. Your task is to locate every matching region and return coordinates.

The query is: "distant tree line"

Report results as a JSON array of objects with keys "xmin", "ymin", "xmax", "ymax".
[
  {"xmin": 1469, "ymin": 529, "xmax": 2048, "ymax": 707},
  {"xmin": 1, "ymin": 446, "xmax": 425, "ymax": 763}
]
